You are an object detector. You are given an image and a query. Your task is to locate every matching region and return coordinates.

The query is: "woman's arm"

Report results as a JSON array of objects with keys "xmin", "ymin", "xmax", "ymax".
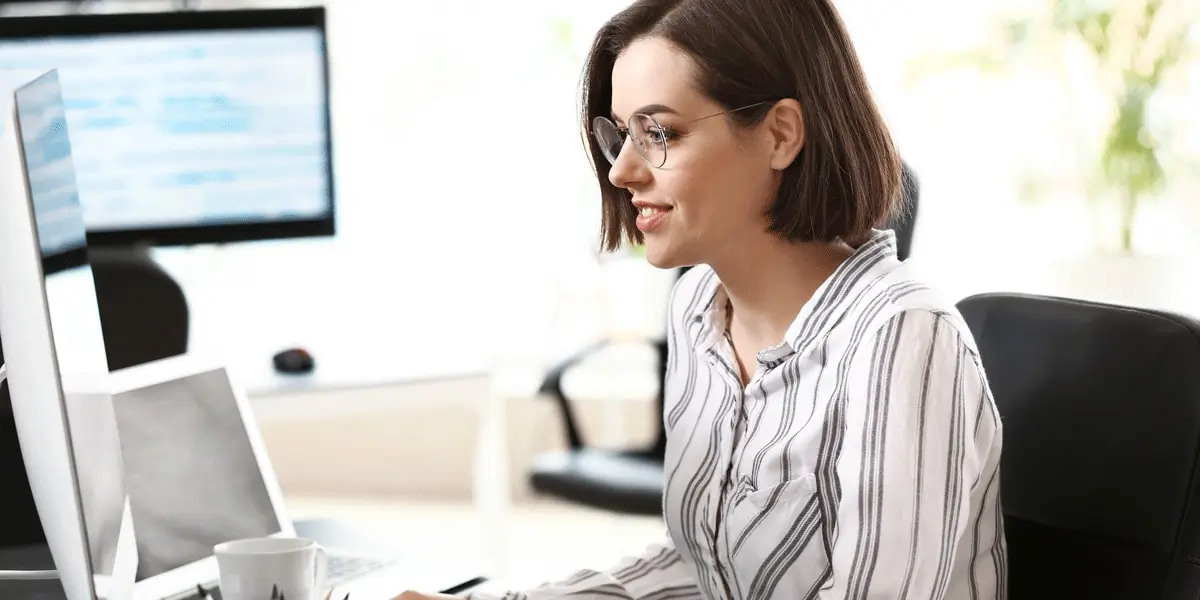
[
  {"xmin": 462, "ymin": 542, "xmax": 701, "ymax": 600},
  {"xmin": 820, "ymin": 308, "xmax": 1004, "ymax": 599}
]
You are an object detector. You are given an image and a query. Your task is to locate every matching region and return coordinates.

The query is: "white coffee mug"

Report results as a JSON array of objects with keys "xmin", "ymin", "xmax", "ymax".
[{"xmin": 214, "ymin": 537, "xmax": 328, "ymax": 600}]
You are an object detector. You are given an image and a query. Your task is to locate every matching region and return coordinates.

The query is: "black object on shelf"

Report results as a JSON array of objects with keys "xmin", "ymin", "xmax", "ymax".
[{"xmin": 273, "ymin": 348, "xmax": 316, "ymax": 375}]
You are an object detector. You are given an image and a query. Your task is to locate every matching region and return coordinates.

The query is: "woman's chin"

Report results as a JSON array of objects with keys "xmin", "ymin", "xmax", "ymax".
[{"xmin": 642, "ymin": 243, "xmax": 685, "ymax": 270}]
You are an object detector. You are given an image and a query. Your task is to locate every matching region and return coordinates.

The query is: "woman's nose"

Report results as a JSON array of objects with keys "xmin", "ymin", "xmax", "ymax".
[{"xmin": 608, "ymin": 138, "xmax": 650, "ymax": 189}]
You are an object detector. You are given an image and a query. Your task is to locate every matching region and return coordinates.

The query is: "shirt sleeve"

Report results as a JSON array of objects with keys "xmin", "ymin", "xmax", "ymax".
[
  {"xmin": 820, "ymin": 308, "xmax": 1003, "ymax": 599},
  {"xmin": 464, "ymin": 542, "xmax": 702, "ymax": 600}
]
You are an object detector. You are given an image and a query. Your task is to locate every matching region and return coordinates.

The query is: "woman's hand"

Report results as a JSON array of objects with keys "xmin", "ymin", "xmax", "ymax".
[
  {"xmin": 322, "ymin": 589, "xmax": 463, "ymax": 600},
  {"xmin": 389, "ymin": 592, "xmax": 464, "ymax": 600}
]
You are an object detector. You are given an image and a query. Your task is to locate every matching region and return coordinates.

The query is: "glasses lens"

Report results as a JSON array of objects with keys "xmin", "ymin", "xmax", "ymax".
[
  {"xmin": 591, "ymin": 117, "xmax": 623, "ymax": 164},
  {"xmin": 628, "ymin": 114, "xmax": 666, "ymax": 168}
]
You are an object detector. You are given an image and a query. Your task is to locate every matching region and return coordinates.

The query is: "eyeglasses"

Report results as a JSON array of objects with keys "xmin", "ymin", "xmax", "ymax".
[{"xmin": 591, "ymin": 101, "xmax": 769, "ymax": 169}]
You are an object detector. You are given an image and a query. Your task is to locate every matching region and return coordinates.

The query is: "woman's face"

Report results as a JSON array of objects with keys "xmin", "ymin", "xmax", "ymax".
[{"xmin": 607, "ymin": 37, "xmax": 781, "ymax": 269}]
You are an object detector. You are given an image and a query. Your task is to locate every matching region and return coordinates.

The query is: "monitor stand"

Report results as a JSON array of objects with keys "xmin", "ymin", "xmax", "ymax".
[{"xmin": 87, "ymin": 245, "xmax": 190, "ymax": 372}]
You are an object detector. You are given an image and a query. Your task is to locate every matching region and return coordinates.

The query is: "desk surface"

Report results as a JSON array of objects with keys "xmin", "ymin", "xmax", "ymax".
[
  {"xmin": 0, "ymin": 519, "xmax": 486, "ymax": 600},
  {"xmin": 294, "ymin": 518, "xmax": 486, "ymax": 596}
]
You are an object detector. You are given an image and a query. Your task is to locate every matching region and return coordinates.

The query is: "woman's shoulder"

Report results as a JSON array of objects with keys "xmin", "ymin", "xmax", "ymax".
[{"xmin": 846, "ymin": 262, "xmax": 979, "ymax": 353}]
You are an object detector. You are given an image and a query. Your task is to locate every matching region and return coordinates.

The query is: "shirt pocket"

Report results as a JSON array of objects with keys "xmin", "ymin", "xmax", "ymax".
[{"xmin": 723, "ymin": 472, "xmax": 819, "ymax": 562}]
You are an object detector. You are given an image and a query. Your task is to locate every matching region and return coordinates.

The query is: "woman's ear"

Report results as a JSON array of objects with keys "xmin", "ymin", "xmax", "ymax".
[{"xmin": 765, "ymin": 99, "xmax": 805, "ymax": 170}]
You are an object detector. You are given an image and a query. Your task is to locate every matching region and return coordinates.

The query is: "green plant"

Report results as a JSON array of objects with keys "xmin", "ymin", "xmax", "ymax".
[
  {"xmin": 907, "ymin": 0, "xmax": 1196, "ymax": 253},
  {"xmin": 551, "ymin": 16, "xmax": 582, "ymax": 66}
]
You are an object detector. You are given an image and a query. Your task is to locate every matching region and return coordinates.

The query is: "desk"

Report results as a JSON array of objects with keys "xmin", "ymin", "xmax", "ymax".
[
  {"xmin": 293, "ymin": 519, "xmax": 487, "ymax": 595},
  {"xmin": 247, "ymin": 376, "xmax": 511, "ymax": 582},
  {"xmin": 0, "ymin": 520, "xmax": 488, "ymax": 600}
]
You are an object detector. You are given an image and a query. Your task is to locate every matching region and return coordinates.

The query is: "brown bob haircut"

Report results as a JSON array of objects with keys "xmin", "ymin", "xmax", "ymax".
[{"xmin": 582, "ymin": 0, "xmax": 904, "ymax": 252}]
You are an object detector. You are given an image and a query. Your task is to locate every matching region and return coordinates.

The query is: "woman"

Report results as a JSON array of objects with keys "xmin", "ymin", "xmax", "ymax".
[{"xmin": 399, "ymin": 0, "xmax": 1006, "ymax": 598}]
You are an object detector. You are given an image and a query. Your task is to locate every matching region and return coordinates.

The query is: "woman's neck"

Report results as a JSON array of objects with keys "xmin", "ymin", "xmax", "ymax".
[{"xmin": 709, "ymin": 237, "xmax": 854, "ymax": 348}]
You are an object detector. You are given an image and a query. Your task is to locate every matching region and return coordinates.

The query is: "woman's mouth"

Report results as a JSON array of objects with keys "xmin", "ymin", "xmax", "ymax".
[{"xmin": 635, "ymin": 205, "xmax": 672, "ymax": 233}]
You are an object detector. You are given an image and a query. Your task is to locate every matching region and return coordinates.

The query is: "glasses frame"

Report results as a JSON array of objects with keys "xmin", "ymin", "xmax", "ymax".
[{"xmin": 592, "ymin": 101, "xmax": 771, "ymax": 169}]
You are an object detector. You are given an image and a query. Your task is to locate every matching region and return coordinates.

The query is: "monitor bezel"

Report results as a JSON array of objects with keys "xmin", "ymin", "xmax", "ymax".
[
  {"xmin": 0, "ymin": 7, "xmax": 336, "ymax": 248},
  {"xmin": 3, "ymin": 71, "xmax": 100, "ymax": 600}
]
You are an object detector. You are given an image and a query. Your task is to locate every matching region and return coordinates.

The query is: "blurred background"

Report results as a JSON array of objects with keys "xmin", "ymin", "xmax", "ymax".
[{"xmin": 0, "ymin": 0, "xmax": 1197, "ymax": 591}]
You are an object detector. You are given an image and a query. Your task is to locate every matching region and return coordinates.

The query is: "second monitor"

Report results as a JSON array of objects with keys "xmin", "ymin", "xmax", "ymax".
[{"xmin": 0, "ymin": 6, "xmax": 335, "ymax": 248}]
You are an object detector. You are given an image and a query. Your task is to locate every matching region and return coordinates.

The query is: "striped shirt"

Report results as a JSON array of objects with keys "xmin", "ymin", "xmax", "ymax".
[{"xmin": 475, "ymin": 229, "xmax": 1006, "ymax": 600}]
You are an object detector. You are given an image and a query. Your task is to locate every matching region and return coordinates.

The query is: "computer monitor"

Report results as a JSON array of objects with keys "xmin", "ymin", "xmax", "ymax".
[
  {"xmin": 0, "ymin": 7, "xmax": 334, "ymax": 248},
  {"xmin": 0, "ymin": 69, "xmax": 138, "ymax": 600}
]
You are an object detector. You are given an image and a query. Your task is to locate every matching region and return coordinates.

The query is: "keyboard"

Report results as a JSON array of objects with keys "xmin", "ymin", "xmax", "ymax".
[
  {"xmin": 181, "ymin": 555, "xmax": 397, "ymax": 600},
  {"xmin": 326, "ymin": 553, "xmax": 397, "ymax": 586}
]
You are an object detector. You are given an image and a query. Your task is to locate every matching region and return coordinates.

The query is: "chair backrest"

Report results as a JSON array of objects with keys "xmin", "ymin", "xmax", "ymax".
[
  {"xmin": 957, "ymin": 292, "xmax": 1200, "ymax": 599},
  {"xmin": 90, "ymin": 249, "xmax": 190, "ymax": 371},
  {"xmin": 893, "ymin": 160, "xmax": 919, "ymax": 261}
]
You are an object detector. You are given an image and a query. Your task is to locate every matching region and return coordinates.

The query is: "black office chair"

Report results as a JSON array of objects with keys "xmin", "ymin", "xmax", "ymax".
[
  {"xmin": 958, "ymin": 292, "xmax": 1200, "ymax": 598},
  {"xmin": 529, "ymin": 162, "xmax": 921, "ymax": 515},
  {"xmin": 89, "ymin": 248, "xmax": 190, "ymax": 371}
]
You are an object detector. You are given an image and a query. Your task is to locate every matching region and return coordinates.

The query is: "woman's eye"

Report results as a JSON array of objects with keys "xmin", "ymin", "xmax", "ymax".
[{"xmin": 650, "ymin": 127, "xmax": 679, "ymax": 141}]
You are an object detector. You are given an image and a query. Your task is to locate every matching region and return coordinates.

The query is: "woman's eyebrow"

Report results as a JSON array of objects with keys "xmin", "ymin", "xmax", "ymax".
[{"xmin": 611, "ymin": 103, "xmax": 680, "ymax": 122}]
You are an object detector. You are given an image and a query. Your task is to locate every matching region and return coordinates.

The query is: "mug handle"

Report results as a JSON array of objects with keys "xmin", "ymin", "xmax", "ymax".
[{"xmin": 314, "ymin": 545, "xmax": 329, "ymax": 597}]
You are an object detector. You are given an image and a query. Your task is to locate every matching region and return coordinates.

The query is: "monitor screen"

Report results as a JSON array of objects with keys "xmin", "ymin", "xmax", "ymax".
[
  {"xmin": 12, "ymin": 69, "xmax": 128, "ymax": 585},
  {"xmin": 12, "ymin": 69, "xmax": 89, "ymax": 275},
  {"xmin": 0, "ymin": 9, "xmax": 333, "ymax": 246}
]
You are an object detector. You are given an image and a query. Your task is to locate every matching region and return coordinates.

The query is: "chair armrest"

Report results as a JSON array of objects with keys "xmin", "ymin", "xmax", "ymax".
[
  {"xmin": 537, "ymin": 339, "xmax": 613, "ymax": 450},
  {"xmin": 538, "ymin": 339, "xmax": 613, "ymax": 396}
]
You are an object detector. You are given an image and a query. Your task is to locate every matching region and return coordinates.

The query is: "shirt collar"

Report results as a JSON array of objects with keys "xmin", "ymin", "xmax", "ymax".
[{"xmin": 689, "ymin": 229, "xmax": 900, "ymax": 361}]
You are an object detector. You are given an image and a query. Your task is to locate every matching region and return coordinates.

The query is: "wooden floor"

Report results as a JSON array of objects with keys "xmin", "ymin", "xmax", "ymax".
[{"xmin": 286, "ymin": 495, "xmax": 665, "ymax": 593}]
